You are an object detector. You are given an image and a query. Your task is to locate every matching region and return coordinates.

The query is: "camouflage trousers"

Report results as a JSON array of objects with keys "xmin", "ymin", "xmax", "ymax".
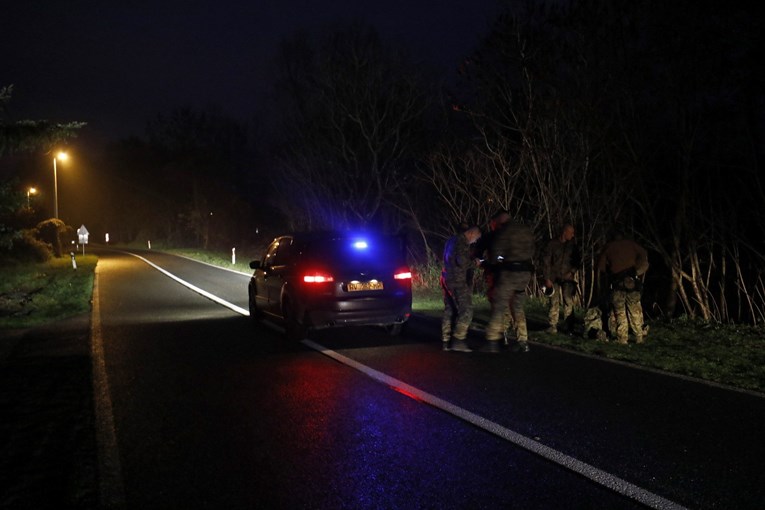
[
  {"xmin": 611, "ymin": 289, "xmax": 644, "ymax": 343},
  {"xmin": 485, "ymin": 271, "xmax": 514, "ymax": 335},
  {"xmin": 441, "ymin": 280, "xmax": 474, "ymax": 341},
  {"xmin": 486, "ymin": 271, "xmax": 530, "ymax": 342},
  {"xmin": 548, "ymin": 281, "xmax": 576, "ymax": 329}
]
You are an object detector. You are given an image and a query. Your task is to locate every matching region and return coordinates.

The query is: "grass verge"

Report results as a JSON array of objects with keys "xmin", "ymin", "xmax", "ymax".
[
  {"xmin": 164, "ymin": 248, "xmax": 254, "ymax": 274},
  {"xmin": 0, "ymin": 255, "xmax": 97, "ymax": 330}
]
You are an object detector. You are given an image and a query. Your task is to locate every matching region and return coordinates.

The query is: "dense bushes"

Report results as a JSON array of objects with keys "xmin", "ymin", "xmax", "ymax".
[
  {"xmin": 9, "ymin": 229, "xmax": 52, "ymax": 262},
  {"xmin": 35, "ymin": 219, "xmax": 67, "ymax": 257},
  {"xmin": 1, "ymin": 219, "xmax": 77, "ymax": 263}
]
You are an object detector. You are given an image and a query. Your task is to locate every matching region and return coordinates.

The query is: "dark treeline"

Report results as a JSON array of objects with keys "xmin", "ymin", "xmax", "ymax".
[{"xmin": 5, "ymin": 1, "xmax": 762, "ymax": 324}]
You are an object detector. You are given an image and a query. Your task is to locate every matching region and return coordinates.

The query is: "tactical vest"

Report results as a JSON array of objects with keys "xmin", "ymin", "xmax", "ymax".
[{"xmin": 489, "ymin": 221, "xmax": 535, "ymax": 270}]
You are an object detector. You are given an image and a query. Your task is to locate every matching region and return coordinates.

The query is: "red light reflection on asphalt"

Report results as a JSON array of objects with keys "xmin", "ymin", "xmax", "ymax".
[{"xmin": 390, "ymin": 385, "xmax": 424, "ymax": 402}]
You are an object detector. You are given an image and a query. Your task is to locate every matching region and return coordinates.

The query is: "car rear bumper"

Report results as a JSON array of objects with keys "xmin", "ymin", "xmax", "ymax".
[{"xmin": 306, "ymin": 304, "xmax": 412, "ymax": 329}]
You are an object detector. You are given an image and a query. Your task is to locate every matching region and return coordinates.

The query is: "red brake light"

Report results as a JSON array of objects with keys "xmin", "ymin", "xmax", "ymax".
[
  {"xmin": 304, "ymin": 273, "xmax": 334, "ymax": 283},
  {"xmin": 394, "ymin": 270, "xmax": 412, "ymax": 280}
]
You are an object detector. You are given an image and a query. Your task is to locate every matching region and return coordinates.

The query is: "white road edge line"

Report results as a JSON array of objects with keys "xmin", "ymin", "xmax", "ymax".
[
  {"xmin": 303, "ymin": 339, "xmax": 689, "ymax": 510},
  {"xmin": 123, "ymin": 249, "xmax": 687, "ymax": 510},
  {"xmin": 91, "ymin": 266, "xmax": 127, "ymax": 509},
  {"xmin": 124, "ymin": 251, "xmax": 250, "ymax": 316}
]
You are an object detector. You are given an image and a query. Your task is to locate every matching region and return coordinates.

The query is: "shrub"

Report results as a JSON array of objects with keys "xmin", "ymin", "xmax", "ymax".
[
  {"xmin": 9, "ymin": 229, "xmax": 52, "ymax": 262},
  {"xmin": 61, "ymin": 224, "xmax": 76, "ymax": 250},
  {"xmin": 412, "ymin": 262, "xmax": 441, "ymax": 291},
  {"xmin": 35, "ymin": 218, "xmax": 66, "ymax": 257}
]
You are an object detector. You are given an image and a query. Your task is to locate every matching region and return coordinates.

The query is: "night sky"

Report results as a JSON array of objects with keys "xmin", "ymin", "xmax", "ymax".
[{"xmin": 2, "ymin": 0, "xmax": 504, "ymax": 144}]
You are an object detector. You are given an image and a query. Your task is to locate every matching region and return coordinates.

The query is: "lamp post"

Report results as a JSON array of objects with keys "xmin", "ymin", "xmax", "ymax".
[
  {"xmin": 27, "ymin": 187, "xmax": 37, "ymax": 208},
  {"xmin": 53, "ymin": 151, "xmax": 68, "ymax": 219}
]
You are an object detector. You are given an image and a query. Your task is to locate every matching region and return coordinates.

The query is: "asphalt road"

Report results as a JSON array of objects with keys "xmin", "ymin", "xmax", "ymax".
[{"xmin": 88, "ymin": 248, "xmax": 764, "ymax": 509}]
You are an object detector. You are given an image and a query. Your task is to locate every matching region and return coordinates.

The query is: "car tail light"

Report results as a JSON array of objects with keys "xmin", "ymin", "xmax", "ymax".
[
  {"xmin": 393, "ymin": 270, "xmax": 412, "ymax": 280},
  {"xmin": 303, "ymin": 272, "xmax": 334, "ymax": 283}
]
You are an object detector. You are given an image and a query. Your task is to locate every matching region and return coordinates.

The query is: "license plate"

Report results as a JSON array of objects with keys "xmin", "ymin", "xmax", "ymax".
[{"xmin": 347, "ymin": 281, "xmax": 384, "ymax": 292}]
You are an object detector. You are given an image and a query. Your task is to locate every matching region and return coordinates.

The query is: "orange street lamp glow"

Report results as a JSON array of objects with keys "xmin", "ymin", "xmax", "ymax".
[
  {"xmin": 27, "ymin": 187, "xmax": 37, "ymax": 208},
  {"xmin": 53, "ymin": 151, "xmax": 68, "ymax": 219}
]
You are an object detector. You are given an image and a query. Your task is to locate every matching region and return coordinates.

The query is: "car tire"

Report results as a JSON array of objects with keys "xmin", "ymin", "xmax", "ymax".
[{"xmin": 283, "ymin": 299, "xmax": 306, "ymax": 341}]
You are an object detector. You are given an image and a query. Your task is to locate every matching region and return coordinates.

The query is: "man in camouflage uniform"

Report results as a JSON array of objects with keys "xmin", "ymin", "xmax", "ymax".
[
  {"xmin": 540, "ymin": 223, "xmax": 581, "ymax": 334},
  {"xmin": 482, "ymin": 216, "xmax": 536, "ymax": 353},
  {"xmin": 441, "ymin": 225, "xmax": 482, "ymax": 352},
  {"xmin": 475, "ymin": 211, "xmax": 515, "ymax": 344},
  {"xmin": 597, "ymin": 233, "xmax": 649, "ymax": 344}
]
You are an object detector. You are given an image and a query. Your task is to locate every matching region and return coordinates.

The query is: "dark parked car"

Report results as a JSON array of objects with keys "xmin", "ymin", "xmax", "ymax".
[{"xmin": 248, "ymin": 231, "xmax": 412, "ymax": 340}]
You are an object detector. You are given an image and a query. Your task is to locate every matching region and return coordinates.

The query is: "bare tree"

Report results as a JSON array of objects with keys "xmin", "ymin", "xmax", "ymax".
[{"xmin": 271, "ymin": 25, "xmax": 430, "ymax": 231}]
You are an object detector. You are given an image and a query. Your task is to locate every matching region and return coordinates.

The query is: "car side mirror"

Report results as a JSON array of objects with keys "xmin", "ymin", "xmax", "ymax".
[{"xmin": 249, "ymin": 260, "xmax": 261, "ymax": 270}]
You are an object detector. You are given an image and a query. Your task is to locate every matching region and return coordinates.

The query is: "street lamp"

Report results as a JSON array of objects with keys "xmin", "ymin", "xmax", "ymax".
[
  {"xmin": 27, "ymin": 187, "xmax": 37, "ymax": 208},
  {"xmin": 53, "ymin": 151, "xmax": 68, "ymax": 219}
]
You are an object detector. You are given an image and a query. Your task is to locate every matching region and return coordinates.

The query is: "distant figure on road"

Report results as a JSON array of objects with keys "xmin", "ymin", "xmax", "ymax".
[
  {"xmin": 540, "ymin": 223, "xmax": 581, "ymax": 334},
  {"xmin": 597, "ymin": 232, "xmax": 649, "ymax": 344},
  {"xmin": 483, "ymin": 214, "xmax": 536, "ymax": 353},
  {"xmin": 441, "ymin": 224, "xmax": 482, "ymax": 352}
]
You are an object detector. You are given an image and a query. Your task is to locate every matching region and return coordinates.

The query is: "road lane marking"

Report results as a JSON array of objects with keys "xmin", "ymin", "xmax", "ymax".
[
  {"xmin": 122, "ymin": 251, "xmax": 250, "ymax": 316},
  {"xmin": 303, "ymin": 339, "xmax": 689, "ymax": 510},
  {"xmin": 123, "ymin": 249, "xmax": 687, "ymax": 509},
  {"xmin": 91, "ymin": 266, "xmax": 128, "ymax": 509}
]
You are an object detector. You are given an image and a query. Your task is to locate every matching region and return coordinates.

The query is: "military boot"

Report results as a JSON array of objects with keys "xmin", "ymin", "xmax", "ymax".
[
  {"xmin": 513, "ymin": 340, "xmax": 530, "ymax": 353},
  {"xmin": 450, "ymin": 338, "xmax": 472, "ymax": 352},
  {"xmin": 479, "ymin": 340, "xmax": 501, "ymax": 354}
]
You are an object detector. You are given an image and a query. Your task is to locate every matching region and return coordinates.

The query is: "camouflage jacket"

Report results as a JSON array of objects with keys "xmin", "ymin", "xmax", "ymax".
[
  {"xmin": 541, "ymin": 238, "xmax": 580, "ymax": 281},
  {"xmin": 488, "ymin": 221, "xmax": 535, "ymax": 270},
  {"xmin": 442, "ymin": 233, "xmax": 473, "ymax": 286}
]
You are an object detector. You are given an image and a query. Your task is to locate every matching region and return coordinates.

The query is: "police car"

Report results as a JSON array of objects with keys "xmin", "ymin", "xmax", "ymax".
[{"xmin": 248, "ymin": 232, "xmax": 412, "ymax": 340}]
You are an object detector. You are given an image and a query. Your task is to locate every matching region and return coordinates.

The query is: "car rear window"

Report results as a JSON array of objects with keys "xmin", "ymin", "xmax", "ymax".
[{"xmin": 305, "ymin": 236, "xmax": 405, "ymax": 266}]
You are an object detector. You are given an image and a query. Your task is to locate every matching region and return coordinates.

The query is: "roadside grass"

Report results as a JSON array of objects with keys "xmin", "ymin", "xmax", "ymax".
[
  {"xmin": 164, "ymin": 248, "xmax": 254, "ymax": 274},
  {"xmin": 0, "ymin": 255, "xmax": 97, "ymax": 329}
]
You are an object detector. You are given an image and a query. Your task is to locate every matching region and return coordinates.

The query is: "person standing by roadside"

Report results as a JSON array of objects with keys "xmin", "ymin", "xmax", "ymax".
[
  {"xmin": 540, "ymin": 223, "xmax": 581, "ymax": 334},
  {"xmin": 475, "ymin": 211, "xmax": 515, "ymax": 344},
  {"xmin": 441, "ymin": 225, "xmax": 482, "ymax": 352},
  {"xmin": 597, "ymin": 232, "xmax": 649, "ymax": 344},
  {"xmin": 482, "ymin": 215, "xmax": 536, "ymax": 353}
]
